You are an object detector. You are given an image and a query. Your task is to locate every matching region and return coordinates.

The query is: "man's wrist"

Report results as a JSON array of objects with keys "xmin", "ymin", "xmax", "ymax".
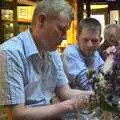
[{"xmin": 55, "ymin": 100, "xmax": 75, "ymax": 113}]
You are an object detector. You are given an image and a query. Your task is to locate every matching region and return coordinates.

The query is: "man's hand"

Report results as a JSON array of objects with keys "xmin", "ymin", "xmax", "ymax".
[
  {"xmin": 103, "ymin": 46, "xmax": 116, "ymax": 59},
  {"xmin": 74, "ymin": 90, "xmax": 94, "ymax": 109},
  {"xmin": 58, "ymin": 97, "xmax": 89, "ymax": 112},
  {"xmin": 56, "ymin": 84, "xmax": 94, "ymax": 110}
]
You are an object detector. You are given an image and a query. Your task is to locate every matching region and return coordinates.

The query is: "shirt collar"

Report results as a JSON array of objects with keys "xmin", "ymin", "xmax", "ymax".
[
  {"xmin": 39, "ymin": 51, "xmax": 52, "ymax": 61},
  {"xmin": 22, "ymin": 29, "xmax": 52, "ymax": 61},
  {"xmin": 22, "ymin": 29, "xmax": 39, "ymax": 58}
]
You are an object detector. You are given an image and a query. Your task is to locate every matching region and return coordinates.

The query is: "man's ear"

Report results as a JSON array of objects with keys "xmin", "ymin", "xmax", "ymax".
[
  {"xmin": 38, "ymin": 12, "xmax": 47, "ymax": 27},
  {"xmin": 76, "ymin": 34, "xmax": 80, "ymax": 41},
  {"xmin": 99, "ymin": 37, "xmax": 104, "ymax": 46}
]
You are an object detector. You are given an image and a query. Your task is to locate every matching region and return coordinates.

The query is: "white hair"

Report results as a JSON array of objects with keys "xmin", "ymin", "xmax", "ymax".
[
  {"xmin": 32, "ymin": 0, "xmax": 73, "ymax": 25},
  {"xmin": 104, "ymin": 24, "xmax": 120, "ymax": 42}
]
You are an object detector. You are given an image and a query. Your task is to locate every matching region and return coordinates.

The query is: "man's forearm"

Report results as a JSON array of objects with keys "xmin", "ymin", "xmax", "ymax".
[
  {"xmin": 56, "ymin": 85, "xmax": 93, "ymax": 109},
  {"xmin": 7, "ymin": 100, "xmax": 75, "ymax": 120},
  {"xmin": 62, "ymin": 88, "xmax": 92, "ymax": 100}
]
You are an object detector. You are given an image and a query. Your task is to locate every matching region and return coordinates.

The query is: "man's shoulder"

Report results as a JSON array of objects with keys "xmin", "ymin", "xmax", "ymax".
[
  {"xmin": 0, "ymin": 32, "xmax": 26, "ymax": 59},
  {"xmin": 93, "ymin": 51, "xmax": 104, "ymax": 66},
  {"xmin": 94, "ymin": 51, "xmax": 102, "ymax": 58},
  {"xmin": 63, "ymin": 44, "xmax": 79, "ymax": 56}
]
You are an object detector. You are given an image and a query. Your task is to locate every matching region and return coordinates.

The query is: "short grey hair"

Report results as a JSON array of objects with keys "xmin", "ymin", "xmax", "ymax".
[
  {"xmin": 78, "ymin": 18, "xmax": 101, "ymax": 35},
  {"xmin": 104, "ymin": 24, "xmax": 120, "ymax": 42},
  {"xmin": 32, "ymin": 0, "xmax": 74, "ymax": 25}
]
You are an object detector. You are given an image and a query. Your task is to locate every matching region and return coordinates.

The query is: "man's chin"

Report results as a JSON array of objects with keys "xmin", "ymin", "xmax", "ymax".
[
  {"xmin": 89, "ymin": 52, "xmax": 94, "ymax": 56},
  {"xmin": 86, "ymin": 52, "xmax": 94, "ymax": 57}
]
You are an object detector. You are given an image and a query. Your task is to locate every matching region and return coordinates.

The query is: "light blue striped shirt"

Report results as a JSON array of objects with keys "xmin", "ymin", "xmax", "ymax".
[
  {"xmin": 0, "ymin": 29, "xmax": 68, "ymax": 107},
  {"xmin": 62, "ymin": 44, "xmax": 104, "ymax": 90}
]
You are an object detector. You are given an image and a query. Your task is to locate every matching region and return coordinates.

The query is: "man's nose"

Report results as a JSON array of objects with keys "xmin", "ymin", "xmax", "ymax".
[
  {"xmin": 61, "ymin": 31, "xmax": 67, "ymax": 40},
  {"xmin": 87, "ymin": 40, "xmax": 93, "ymax": 48}
]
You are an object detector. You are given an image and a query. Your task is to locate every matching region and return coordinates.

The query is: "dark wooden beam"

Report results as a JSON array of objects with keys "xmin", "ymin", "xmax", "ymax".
[
  {"xmin": 86, "ymin": 0, "xmax": 91, "ymax": 17},
  {"xmin": 77, "ymin": 0, "xmax": 84, "ymax": 22}
]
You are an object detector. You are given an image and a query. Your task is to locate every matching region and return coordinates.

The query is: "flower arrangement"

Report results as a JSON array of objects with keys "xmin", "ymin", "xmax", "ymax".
[{"xmin": 88, "ymin": 46, "xmax": 120, "ymax": 113}]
